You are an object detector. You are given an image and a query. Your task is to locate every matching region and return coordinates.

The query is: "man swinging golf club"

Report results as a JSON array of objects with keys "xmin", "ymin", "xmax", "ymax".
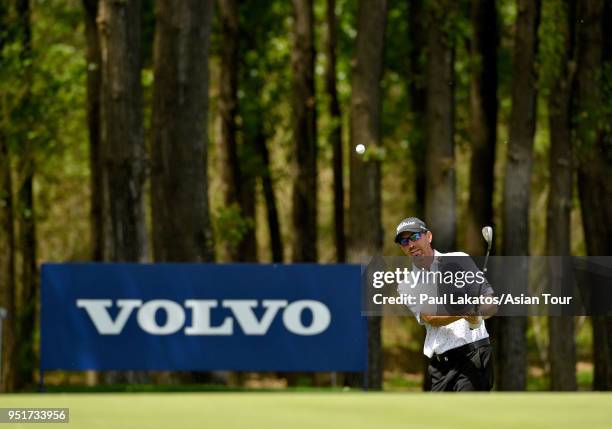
[{"xmin": 395, "ymin": 217, "xmax": 497, "ymax": 391}]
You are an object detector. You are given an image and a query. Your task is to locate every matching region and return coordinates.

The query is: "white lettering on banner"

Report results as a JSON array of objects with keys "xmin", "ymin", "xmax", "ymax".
[
  {"xmin": 221, "ymin": 300, "xmax": 288, "ymax": 335},
  {"xmin": 76, "ymin": 299, "xmax": 143, "ymax": 335},
  {"xmin": 137, "ymin": 300, "xmax": 185, "ymax": 335},
  {"xmin": 75, "ymin": 299, "xmax": 332, "ymax": 336},
  {"xmin": 184, "ymin": 300, "xmax": 233, "ymax": 335},
  {"xmin": 283, "ymin": 300, "xmax": 331, "ymax": 335}
]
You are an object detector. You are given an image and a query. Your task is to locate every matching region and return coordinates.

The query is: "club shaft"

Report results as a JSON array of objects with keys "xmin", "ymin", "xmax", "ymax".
[{"xmin": 482, "ymin": 244, "xmax": 491, "ymax": 272}]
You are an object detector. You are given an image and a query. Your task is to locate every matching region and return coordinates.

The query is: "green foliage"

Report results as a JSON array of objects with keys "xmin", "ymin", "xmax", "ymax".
[
  {"xmin": 538, "ymin": 0, "xmax": 569, "ymax": 98},
  {"xmin": 315, "ymin": 0, "xmax": 356, "ymax": 163},
  {"xmin": 357, "ymin": 145, "xmax": 387, "ymax": 162},
  {"xmin": 384, "ymin": 0, "xmax": 410, "ymax": 78},
  {"xmin": 578, "ymin": 62, "xmax": 612, "ymax": 140},
  {"xmin": 383, "ymin": 373, "xmax": 422, "ymax": 391},
  {"xmin": 213, "ymin": 203, "xmax": 255, "ymax": 247},
  {"xmin": 381, "ymin": 0, "xmax": 409, "ymax": 145},
  {"xmin": 454, "ymin": 3, "xmax": 473, "ymax": 150},
  {"xmin": 573, "ymin": 64, "xmax": 612, "ymax": 160},
  {"xmin": 0, "ymin": 2, "xmax": 85, "ymax": 160},
  {"xmin": 497, "ymin": 0, "xmax": 517, "ymax": 113},
  {"xmin": 238, "ymin": 0, "xmax": 292, "ymax": 163},
  {"xmin": 0, "ymin": 0, "xmax": 89, "ymax": 261},
  {"xmin": 141, "ymin": 0, "xmax": 155, "ymax": 67},
  {"xmin": 600, "ymin": 63, "xmax": 612, "ymax": 135}
]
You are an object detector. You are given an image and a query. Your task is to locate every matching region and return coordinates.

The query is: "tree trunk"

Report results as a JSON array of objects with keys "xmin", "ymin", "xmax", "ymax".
[
  {"xmin": 83, "ymin": 0, "xmax": 105, "ymax": 262},
  {"xmin": 82, "ymin": 0, "xmax": 105, "ymax": 389},
  {"xmin": 407, "ymin": 0, "xmax": 426, "ymax": 219},
  {"xmin": 325, "ymin": 0, "xmax": 345, "ymax": 263},
  {"xmin": 499, "ymin": 0, "xmax": 541, "ymax": 391},
  {"xmin": 0, "ymin": 136, "xmax": 16, "ymax": 393},
  {"xmin": 98, "ymin": 0, "xmax": 148, "ymax": 263},
  {"xmin": 150, "ymin": 0, "xmax": 214, "ymax": 263},
  {"xmin": 603, "ymin": 0, "xmax": 612, "ymax": 391},
  {"xmin": 16, "ymin": 164, "xmax": 37, "ymax": 391},
  {"xmin": 591, "ymin": 316, "xmax": 610, "ymax": 390},
  {"xmin": 256, "ymin": 130, "xmax": 283, "ymax": 262},
  {"xmin": 240, "ymin": 2, "xmax": 282, "ymax": 263},
  {"xmin": 151, "ymin": 2, "xmax": 216, "ymax": 384},
  {"xmin": 573, "ymin": 0, "xmax": 612, "ymax": 391},
  {"xmin": 13, "ymin": 0, "xmax": 37, "ymax": 391},
  {"xmin": 407, "ymin": 0, "xmax": 429, "ymax": 390},
  {"xmin": 348, "ymin": 0, "xmax": 387, "ymax": 391},
  {"xmin": 216, "ymin": 0, "xmax": 248, "ymax": 261},
  {"xmin": 239, "ymin": 161, "xmax": 257, "ymax": 262},
  {"xmin": 0, "ymin": 0, "xmax": 16, "ymax": 394},
  {"xmin": 217, "ymin": 0, "xmax": 239, "ymax": 207},
  {"xmin": 98, "ymin": 0, "xmax": 148, "ymax": 385},
  {"xmin": 232, "ymin": 4, "xmax": 257, "ymax": 264},
  {"xmin": 465, "ymin": 0, "xmax": 498, "ymax": 256},
  {"xmin": 291, "ymin": 0, "xmax": 317, "ymax": 262},
  {"xmin": 424, "ymin": 0, "xmax": 457, "ymax": 253},
  {"xmin": 547, "ymin": 0, "xmax": 576, "ymax": 392}
]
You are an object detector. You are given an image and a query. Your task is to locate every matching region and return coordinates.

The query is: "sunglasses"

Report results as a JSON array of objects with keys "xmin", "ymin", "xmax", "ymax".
[{"xmin": 398, "ymin": 232, "xmax": 423, "ymax": 246}]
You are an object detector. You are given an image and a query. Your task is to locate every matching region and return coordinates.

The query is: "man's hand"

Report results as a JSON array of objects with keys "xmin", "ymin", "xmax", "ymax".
[
  {"xmin": 464, "ymin": 315, "xmax": 481, "ymax": 325},
  {"xmin": 464, "ymin": 315, "xmax": 483, "ymax": 330}
]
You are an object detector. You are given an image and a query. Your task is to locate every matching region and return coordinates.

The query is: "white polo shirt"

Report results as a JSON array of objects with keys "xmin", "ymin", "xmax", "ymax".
[{"xmin": 397, "ymin": 249, "xmax": 490, "ymax": 358}]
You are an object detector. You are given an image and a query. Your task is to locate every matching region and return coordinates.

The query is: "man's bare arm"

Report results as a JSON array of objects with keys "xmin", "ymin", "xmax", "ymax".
[{"xmin": 420, "ymin": 315, "xmax": 466, "ymax": 327}]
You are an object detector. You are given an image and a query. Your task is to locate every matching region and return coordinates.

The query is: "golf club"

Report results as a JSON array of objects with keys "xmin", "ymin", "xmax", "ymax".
[{"xmin": 481, "ymin": 226, "xmax": 493, "ymax": 273}]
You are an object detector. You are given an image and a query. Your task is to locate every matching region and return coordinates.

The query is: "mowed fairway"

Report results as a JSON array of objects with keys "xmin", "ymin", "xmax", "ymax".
[{"xmin": 2, "ymin": 392, "xmax": 610, "ymax": 429}]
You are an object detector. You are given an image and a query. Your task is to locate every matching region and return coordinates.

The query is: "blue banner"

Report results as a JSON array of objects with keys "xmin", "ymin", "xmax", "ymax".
[{"xmin": 41, "ymin": 264, "xmax": 367, "ymax": 372}]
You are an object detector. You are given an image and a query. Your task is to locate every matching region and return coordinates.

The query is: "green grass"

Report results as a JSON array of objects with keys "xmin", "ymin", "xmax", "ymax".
[
  {"xmin": 2, "ymin": 392, "xmax": 611, "ymax": 429},
  {"xmin": 41, "ymin": 383, "xmax": 350, "ymax": 393}
]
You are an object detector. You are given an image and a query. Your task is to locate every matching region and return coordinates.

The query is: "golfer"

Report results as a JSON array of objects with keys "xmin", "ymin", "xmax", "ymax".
[{"xmin": 395, "ymin": 217, "xmax": 496, "ymax": 391}]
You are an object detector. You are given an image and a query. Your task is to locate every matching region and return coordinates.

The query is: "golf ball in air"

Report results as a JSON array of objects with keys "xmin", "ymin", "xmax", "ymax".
[{"xmin": 355, "ymin": 144, "xmax": 365, "ymax": 154}]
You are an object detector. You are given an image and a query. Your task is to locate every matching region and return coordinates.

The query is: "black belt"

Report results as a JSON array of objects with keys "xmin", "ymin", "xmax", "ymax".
[{"xmin": 431, "ymin": 338, "xmax": 490, "ymax": 363}]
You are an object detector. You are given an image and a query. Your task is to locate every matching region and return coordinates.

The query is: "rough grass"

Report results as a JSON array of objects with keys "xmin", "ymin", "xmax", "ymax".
[{"xmin": 3, "ymin": 392, "xmax": 611, "ymax": 429}]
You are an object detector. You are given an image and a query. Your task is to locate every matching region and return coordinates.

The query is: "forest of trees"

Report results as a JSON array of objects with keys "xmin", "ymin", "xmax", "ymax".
[{"xmin": 0, "ymin": 0, "xmax": 611, "ymax": 392}]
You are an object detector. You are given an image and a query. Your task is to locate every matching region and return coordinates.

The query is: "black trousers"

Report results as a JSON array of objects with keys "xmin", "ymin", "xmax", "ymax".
[{"xmin": 428, "ymin": 344, "xmax": 494, "ymax": 391}]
